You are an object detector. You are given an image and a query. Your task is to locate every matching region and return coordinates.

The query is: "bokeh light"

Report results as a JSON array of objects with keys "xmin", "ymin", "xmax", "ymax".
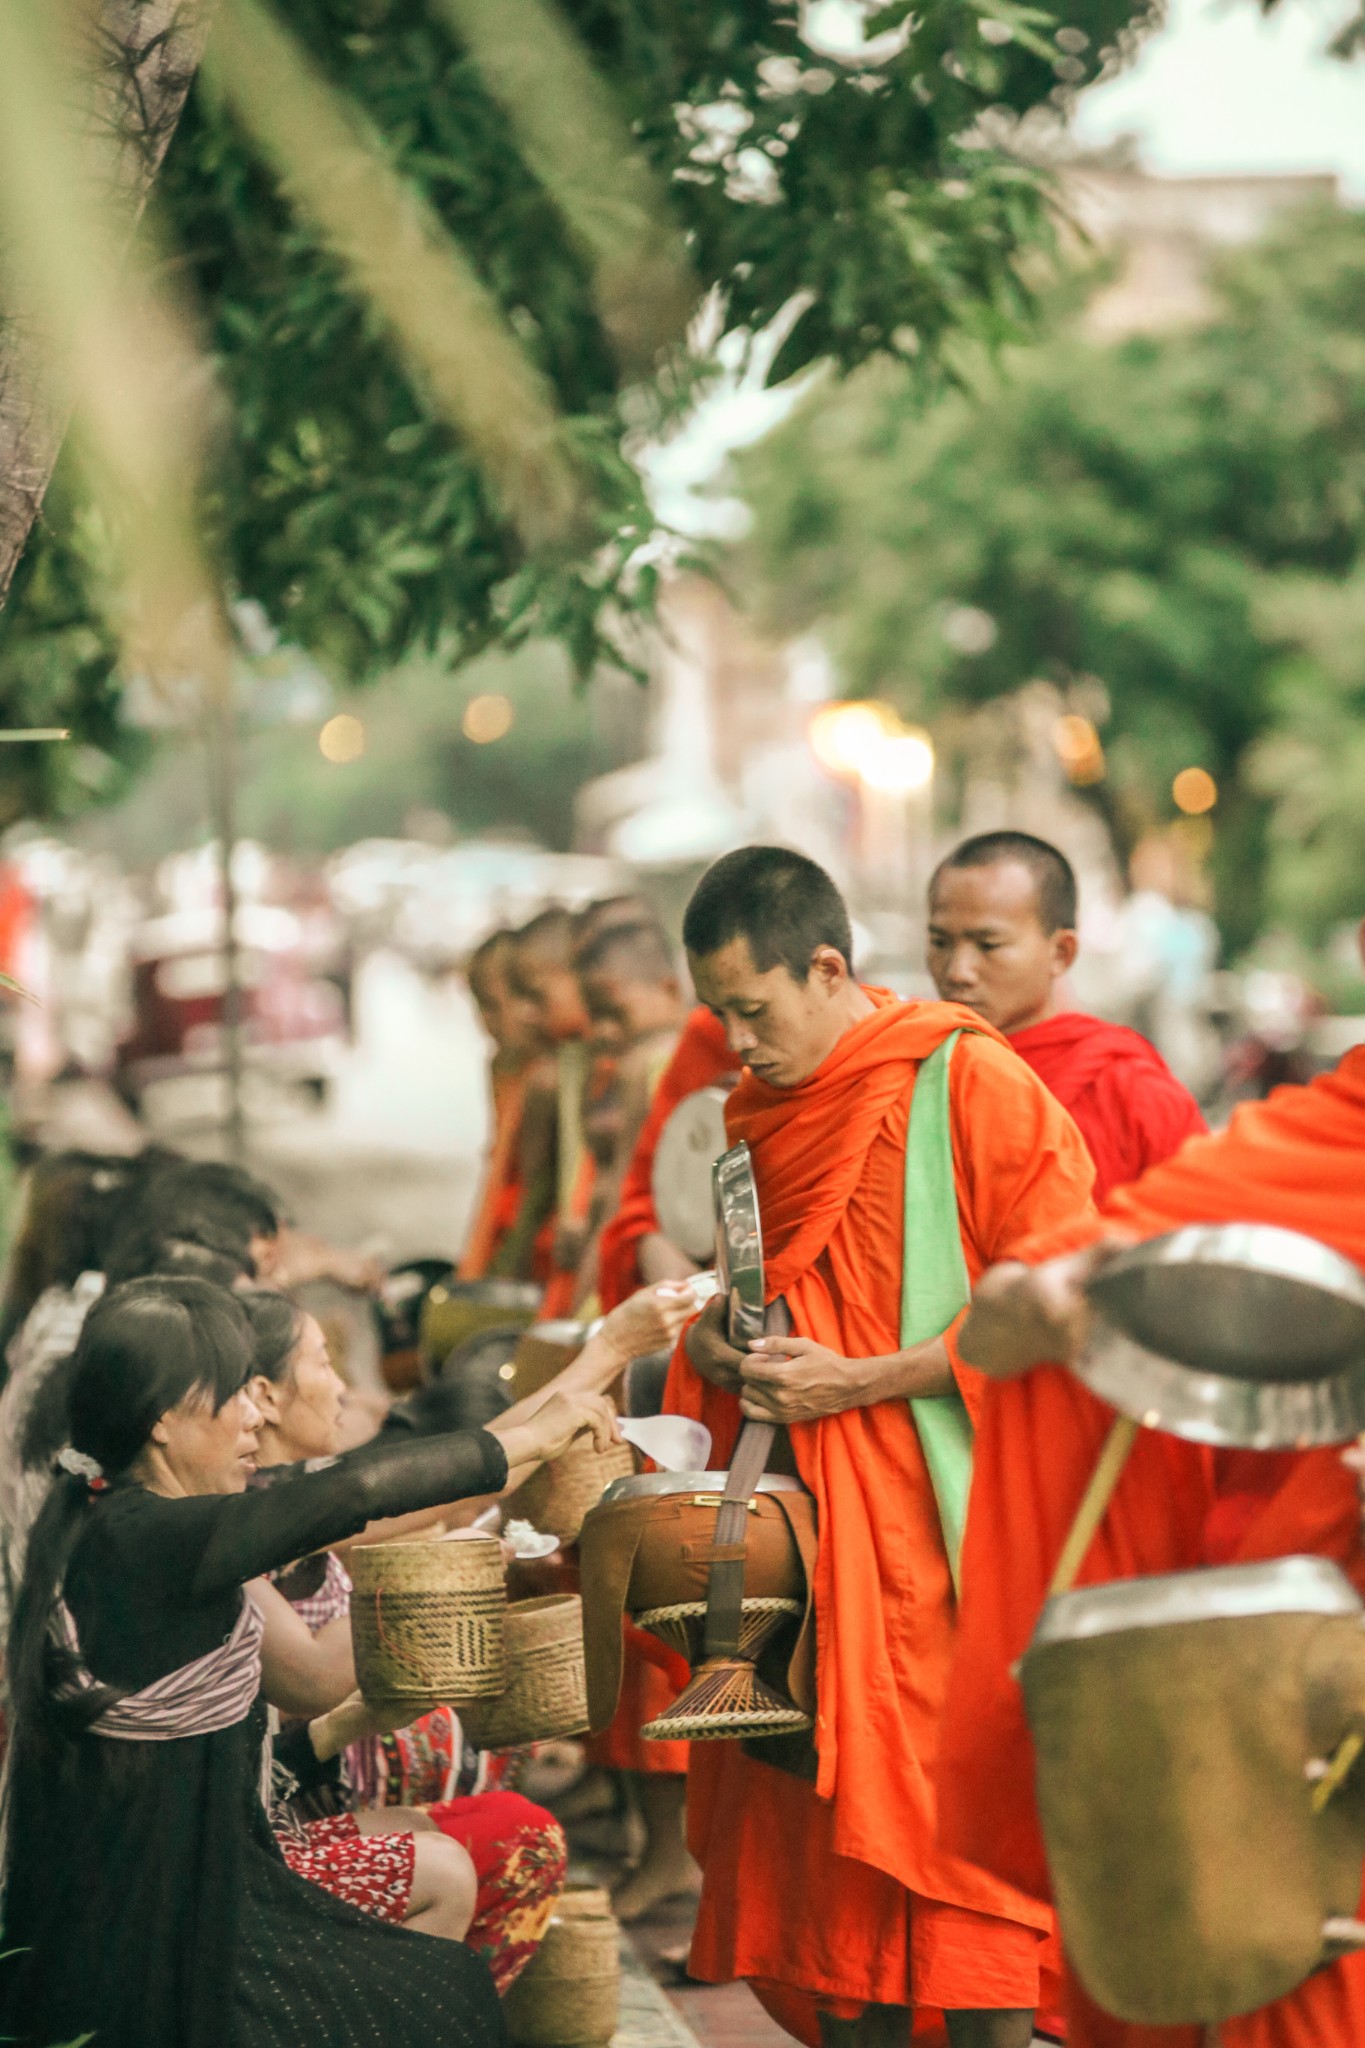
[
  {"xmin": 463, "ymin": 693, "xmax": 514, "ymax": 744},
  {"xmin": 318, "ymin": 713, "xmax": 365, "ymax": 763},
  {"xmin": 1052, "ymin": 713, "xmax": 1106, "ymax": 785},
  {"xmin": 858, "ymin": 727, "xmax": 935, "ymax": 794},
  {"xmin": 808, "ymin": 700, "xmax": 892, "ymax": 779},
  {"xmin": 1172, "ymin": 766, "xmax": 1217, "ymax": 815}
]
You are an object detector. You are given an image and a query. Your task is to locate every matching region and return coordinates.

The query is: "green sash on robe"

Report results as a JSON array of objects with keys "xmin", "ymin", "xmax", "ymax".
[{"xmin": 902, "ymin": 1029, "xmax": 975, "ymax": 1594}]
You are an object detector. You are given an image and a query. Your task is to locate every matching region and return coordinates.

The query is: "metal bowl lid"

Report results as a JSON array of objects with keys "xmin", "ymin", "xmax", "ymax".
[
  {"xmin": 597, "ymin": 1469, "xmax": 809, "ymax": 1506},
  {"xmin": 653, "ymin": 1087, "xmax": 731, "ymax": 1263},
  {"xmin": 714, "ymin": 1141, "xmax": 766, "ymax": 1347},
  {"xmin": 1076, "ymin": 1224, "xmax": 1365, "ymax": 1447},
  {"xmin": 1028, "ymin": 1554, "xmax": 1361, "ymax": 1654}
]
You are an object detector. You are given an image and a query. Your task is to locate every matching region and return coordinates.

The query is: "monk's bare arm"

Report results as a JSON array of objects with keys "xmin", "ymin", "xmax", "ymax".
[
  {"xmin": 956, "ymin": 1245, "xmax": 1112, "ymax": 1379},
  {"xmin": 738, "ymin": 1332, "xmax": 955, "ymax": 1422}
]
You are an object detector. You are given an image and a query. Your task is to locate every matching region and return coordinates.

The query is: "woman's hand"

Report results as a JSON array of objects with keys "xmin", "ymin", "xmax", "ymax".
[
  {"xmin": 309, "ymin": 1687, "xmax": 414, "ymax": 1761},
  {"xmin": 490, "ymin": 1389, "xmax": 621, "ymax": 1473},
  {"xmin": 601, "ymin": 1280, "xmax": 701, "ymax": 1366}
]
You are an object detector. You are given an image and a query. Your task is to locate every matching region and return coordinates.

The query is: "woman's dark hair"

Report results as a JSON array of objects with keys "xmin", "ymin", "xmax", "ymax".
[
  {"xmin": 129, "ymin": 1161, "xmax": 282, "ymax": 1273},
  {"xmin": 238, "ymin": 1289, "xmax": 303, "ymax": 1384},
  {"xmin": 0, "ymin": 1147, "xmax": 183, "ymax": 1364},
  {"xmin": 8, "ymin": 1277, "xmax": 253, "ymax": 1753},
  {"xmin": 102, "ymin": 1214, "xmax": 251, "ymax": 1290}
]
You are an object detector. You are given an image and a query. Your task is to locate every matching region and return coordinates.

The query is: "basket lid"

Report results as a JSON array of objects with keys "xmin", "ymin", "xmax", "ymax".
[{"xmin": 1076, "ymin": 1224, "xmax": 1365, "ymax": 1447}]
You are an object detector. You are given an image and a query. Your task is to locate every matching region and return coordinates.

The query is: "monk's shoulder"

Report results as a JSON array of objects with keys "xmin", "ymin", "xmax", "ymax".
[{"xmin": 949, "ymin": 1025, "xmax": 1079, "ymax": 1125}]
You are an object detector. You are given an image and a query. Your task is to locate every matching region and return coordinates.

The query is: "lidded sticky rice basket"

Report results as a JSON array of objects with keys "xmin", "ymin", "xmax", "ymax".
[
  {"xmin": 503, "ymin": 1884, "xmax": 619, "ymax": 2048},
  {"xmin": 350, "ymin": 1533, "xmax": 506, "ymax": 1705},
  {"xmin": 509, "ymin": 1438, "xmax": 637, "ymax": 1544},
  {"xmin": 459, "ymin": 1595, "xmax": 590, "ymax": 1750}
]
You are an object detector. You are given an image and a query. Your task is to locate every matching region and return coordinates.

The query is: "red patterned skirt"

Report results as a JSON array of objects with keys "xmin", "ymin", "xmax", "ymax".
[
  {"xmin": 275, "ymin": 1794, "xmax": 566, "ymax": 1992},
  {"xmin": 275, "ymin": 1812, "xmax": 414, "ymax": 1923}
]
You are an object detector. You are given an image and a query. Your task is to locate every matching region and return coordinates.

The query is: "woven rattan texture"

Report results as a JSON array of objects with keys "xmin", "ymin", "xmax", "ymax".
[
  {"xmin": 350, "ymin": 1536, "xmax": 507, "ymax": 1702},
  {"xmin": 459, "ymin": 1594, "xmax": 589, "ymax": 1749}
]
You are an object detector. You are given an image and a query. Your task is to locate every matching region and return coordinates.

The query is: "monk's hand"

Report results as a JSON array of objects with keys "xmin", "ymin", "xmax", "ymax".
[
  {"xmin": 958, "ymin": 1241, "xmax": 1122, "ymax": 1379},
  {"xmin": 739, "ymin": 1335, "xmax": 874, "ymax": 1422},
  {"xmin": 684, "ymin": 1293, "xmax": 745, "ymax": 1394}
]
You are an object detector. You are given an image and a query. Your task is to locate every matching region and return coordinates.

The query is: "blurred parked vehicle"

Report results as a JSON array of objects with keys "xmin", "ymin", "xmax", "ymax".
[{"xmin": 113, "ymin": 903, "xmax": 346, "ymax": 1112}]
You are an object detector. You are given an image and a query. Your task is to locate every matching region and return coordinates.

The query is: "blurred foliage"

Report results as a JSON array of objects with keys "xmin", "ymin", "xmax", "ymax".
[
  {"xmin": 0, "ymin": 0, "xmax": 1156, "ymax": 825},
  {"xmin": 732, "ymin": 201, "xmax": 1365, "ymax": 953},
  {"xmin": 72, "ymin": 640, "xmax": 644, "ymax": 865}
]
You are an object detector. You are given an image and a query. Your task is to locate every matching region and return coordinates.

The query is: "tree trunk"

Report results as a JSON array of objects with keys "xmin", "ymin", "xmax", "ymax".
[{"xmin": 0, "ymin": 0, "xmax": 212, "ymax": 611}]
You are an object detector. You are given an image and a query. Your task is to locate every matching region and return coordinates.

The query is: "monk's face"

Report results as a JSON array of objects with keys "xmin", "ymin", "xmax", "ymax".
[
  {"xmin": 926, "ymin": 860, "xmax": 1078, "ymax": 1035},
  {"xmin": 510, "ymin": 944, "xmax": 588, "ymax": 1041},
  {"xmin": 580, "ymin": 966, "xmax": 682, "ymax": 1051},
  {"xmin": 470, "ymin": 957, "xmax": 542, "ymax": 1059},
  {"xmin": 689, "ymin": 935, "xmax": 856, "ymax": 1088}
]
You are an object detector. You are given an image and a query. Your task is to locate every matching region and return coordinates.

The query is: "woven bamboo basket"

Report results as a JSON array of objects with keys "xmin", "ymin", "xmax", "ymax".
[
  {"xmin": 510, "ymin": 1438, "xmax": 637, "ymax": 1544},
  {"xmin": 459, "ymin": 1595, "xmax": 589, "ymax": 1750},
  {"xmin": 349, "ymin": 1534, "xmax": 507, "ymax": 1705},
  {"xmin": 503, "ymin": 1885, "xmax": 620, "ymax": 2048}
]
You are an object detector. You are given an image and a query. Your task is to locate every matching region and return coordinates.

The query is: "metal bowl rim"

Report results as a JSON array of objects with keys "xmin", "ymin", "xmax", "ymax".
[
  {"xmin": 596, "ymin": 1469, "xmax": 809, "ymax": 1505},
  {"xmin": 1027, "ymin": 1554, "xmax": 1362, "ymax": 1652}
]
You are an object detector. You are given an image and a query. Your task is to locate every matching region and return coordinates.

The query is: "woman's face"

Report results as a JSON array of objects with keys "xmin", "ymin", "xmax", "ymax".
[
  {"xmin": 153, "ymin": 1383, "xmax": 264, "ymax": 1495},
  {"xmin": 263, "ymin": 1313, "xmax": 345, "ymax": 1462}
]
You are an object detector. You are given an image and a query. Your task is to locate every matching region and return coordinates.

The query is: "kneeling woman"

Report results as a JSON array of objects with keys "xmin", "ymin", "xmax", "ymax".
[{"xmin": 1, "ymin": 1275, "xmax": 615, "ymax": 2048}]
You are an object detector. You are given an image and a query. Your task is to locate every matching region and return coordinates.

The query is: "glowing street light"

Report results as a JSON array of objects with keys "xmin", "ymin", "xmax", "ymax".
[
  {"xmin": 859, "ymin": 727, "xmax": 935, "ymax": 795},
  {"xmin": 808, "ymin": 699, "xmax": 893, "ymax": 780}
]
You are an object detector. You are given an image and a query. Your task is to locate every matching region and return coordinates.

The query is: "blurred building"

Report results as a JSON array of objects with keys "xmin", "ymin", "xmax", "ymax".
[{"xmin": 1065, "ymin": 158, "xmax": 1340, "ymax": 337}]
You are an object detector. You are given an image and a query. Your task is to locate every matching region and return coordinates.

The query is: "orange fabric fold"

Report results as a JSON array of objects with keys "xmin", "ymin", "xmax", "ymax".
[
  {"xmin": 941, "ymin": 1047, "xmax": 1365, "ymax": 2047},
  {"xmin": 458, "ymin": 1068, "xmax": 527, "ymax": 1280},
  {"xmin": 597, "ymin": 1008, "xmax": 734, "ymax": 1311},
  {"xmin": 1009, "ymin": 1013, "xmax": 1207, "ymax": 1204},
  {"xmin": 664, "ymin": 992, "xmax": 1097, "ymax": 2017}
]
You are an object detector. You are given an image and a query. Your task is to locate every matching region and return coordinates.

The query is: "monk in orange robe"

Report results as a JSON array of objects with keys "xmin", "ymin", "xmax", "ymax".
[
  {"xmin": 664, "ymin": 846, "xmax": 1097, "ymax": 2048},
  {"xmin": 458, "ymin": 929, "xmax": 546, "ymax": 1279},
  {"xmin": 940, "ymin": 925, "xmax": 1365, "ymax": 2048},
  {"xmin": 927, "ymin": 831, "xmax": 1206, "ymax": 1203}
]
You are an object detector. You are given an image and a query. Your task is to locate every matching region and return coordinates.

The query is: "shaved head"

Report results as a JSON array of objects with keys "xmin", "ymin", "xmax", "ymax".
[
  {"xmin": 514, "ymin": 905, "xmax": 576, "ymax": 965},
  {"xmin": 926, "ymin": 833, "xmax": 1079, "ymax": 1035},
  {"xmin": 930, "ymin": 831, "xmax": 1076, "ymax": 936},
  {"xmin": 575, "ymin": 920, "xmax": 676, "ymax": 986}
]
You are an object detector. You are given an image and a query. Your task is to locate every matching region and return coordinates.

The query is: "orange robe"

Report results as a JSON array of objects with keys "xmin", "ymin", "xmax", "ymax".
[
  {"xmin": 1009, "ymin": 1013, "xmax": 1207, "ymax": 1204},
  {"xmin": 597, "ymin": 1007, "xmax": 734, "ymax": 1311},
  {"xmin": 940, "ymin": 1046, "xmax": 1365, "ymax": 2048},
  {"xmin": 458, "ymin": 1066, "xmax": 527, "ymax": 1280},
  {"xmin": 664, "ymin": 994, "xmax": 1097, "ymax": 2034}
]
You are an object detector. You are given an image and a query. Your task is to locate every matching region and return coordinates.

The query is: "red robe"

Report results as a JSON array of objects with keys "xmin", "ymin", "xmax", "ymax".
[
  {"xmin": 596, "ymin": 1007, "xmax": 734, "ymax": 1312},
  {"xmin": 665, "ymin": 994, "xmax": 1097, "ymax": 2034},
  {"xmin": 940, "ymin": 1047, "xmax": 1365, "ymax": 2048},
  {"xmin": 1009, "ymin": 1013, "xmax": 1207, "ymax": 1203}
]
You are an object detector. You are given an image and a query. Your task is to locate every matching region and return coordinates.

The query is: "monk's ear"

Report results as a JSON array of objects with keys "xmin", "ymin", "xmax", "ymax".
[
  {"xmin": 1051, "ymin": 928, "xmax": 1080, "ymax": 979},
  {"xmin": 808, "ymin": 944, "xmax": 849, "ymax": 994},
  {"xmin": 1357, "ymin": 918, "xmax": 1365, "ymax": 973}
]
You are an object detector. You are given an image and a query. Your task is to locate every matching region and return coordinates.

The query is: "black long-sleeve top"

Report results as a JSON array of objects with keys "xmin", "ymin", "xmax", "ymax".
[
  {"xmin": 66, "ymin": 1424, "xmax": 508, "ymax": 1688},
  {"xmin": 1, "ymin": 1426, "xmax": 512, "ymax": 2048}
]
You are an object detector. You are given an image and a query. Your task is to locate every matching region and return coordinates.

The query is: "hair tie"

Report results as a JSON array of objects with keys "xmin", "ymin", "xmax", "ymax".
[{"xmin": 57, "ymin": 1447, "xmax": 108, "ymax": 1492}]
